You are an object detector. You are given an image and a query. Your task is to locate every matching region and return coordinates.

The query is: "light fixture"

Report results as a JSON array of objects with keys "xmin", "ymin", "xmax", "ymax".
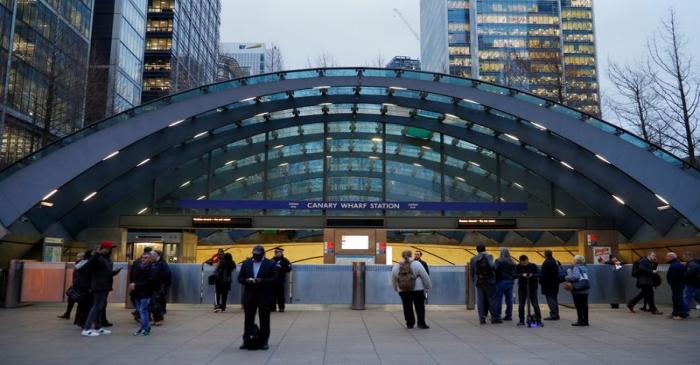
[
  {"xmin": 102, "ymin": 151, "xmax": 119, "ymax": 161},
  {"xmin": 273, "ymin": 144, "xmax": 284, "ymax": 149},
  {"xmin": 326, "ymin": 136, "xmax": 332, "ymax": 140},
  {"xmin": 555, "ymin": 208, "xmax": 566, "ymax": 216},
  {"xmin": 40, "ymin": 201, "xmax": 54, "ymax": 207},
  {"xmin": 369, "ymin": 156, "xmax": 380, "ymax": 160},
  {"xmin": 313, "ymin": 85, "xmax": 330, "ymax": 90},
  {"xmin": 612, "ymin": 194, "xmax": 625, "ymax": 205},
  {"xmin": 83, "ymin": 192, "xmax": 97, "ymax": 202},
  {"xmin": 42, "ymin": 189, "xmax": 58, "ymax": 201},
  {"xmin": 595, "ymin": 154, "xmax": 610, "ymax": 164},
  {"xmin": 531, "ymin": 122, "xmax": 547, "ymax": 131},
  {"xmin": 318, "ymin": 102, "xmax": 332, "ymax": 106},
  {"xmin": 193, "ymin": 131, "xmax": 208, "ymax": 139},
  {"xmin": 657, "ymin": 205, "xmax": 671, "ymax": 211},
  {"xmin": 560, "ymin": 161, "xmax": 574, "ymax": 170},
  {"xmin": 513, "ymin": 182, "xmax": 524, "ymax": 190},
  {"xmin": 240, "ymin": 97, "xmax": 256, "ymax": 102},
  {"xmin": 326, "ymin": 155, "xmax": 332, "ymax": 159},
  {"xmin": 389, "ymin": 86, "xmax": 407, "ymax": 90},
  {"xmin": 136, "ymin": 158, "xmax": 150, "ymax": 167},
  {"xmin": 456, "ymin": 176, "xmax": 466, "ymax": 182},
  {"xmin": 503, "ymin": 133, "xmax": 519, "ymax": 141},
  {"xmin": 196, "ymin": 195, "xmax": 206, "ymax": 200},
  {"xmin": 168, "ymin": 119, "xmax": 185, "ymax": 127},
  {"xmin": 463, "ymin": 98, "xmax": 479, "ymax": 104},
  {"xmin": 421, "ymin": 145, "xmax": 432, "ymax": 150},
  {"xmin": 382, "ymin": 103, "xmax": 396, "ymax": 107},
  {"xmin": 137, "ymin": 207, "xmax": 148, "ymax": 215},
  {"xmin": 655, "ymin": 194, "xmax": 669, "ymax": 205},
  {"xmin": 469, "ymin": 161, "xmax": 480, "ymax": 167},
  {"xmin": 413, "ymin": 163, "xmax": 423, "ymax": 167},
  {"xmin": 225, "ymin": 160, "xmax": 236, "ymax": 166},
  {"xmin": 499, "ymin": 197, "xmax": 506, "ymax": 202},
  {"xmin": 255, "ymin": 112, "xmax": 269, "ymax": 118},
  {"xmin": 179, "ymin": 181, "xmax": 191, "ymax": 188},
  {"xmin": 444, "ymin": 113, "xmax": 459, "ymax": 119},
  {"xmin": 278, "ymin": 162, "xmax": 289, "ymax": 167},
  {"xmin": 371, "ymin": 137, "xmax": 383, "ymax": 143},
  {"xmin": 235, "ymin": 177, "xmax": 246, "ymax": 182}
]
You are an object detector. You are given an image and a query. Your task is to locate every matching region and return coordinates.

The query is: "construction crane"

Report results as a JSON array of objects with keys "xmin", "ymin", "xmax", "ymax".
[{"xmin": 393, "ymin": 8, "xmax": 420, "ymax": 42}]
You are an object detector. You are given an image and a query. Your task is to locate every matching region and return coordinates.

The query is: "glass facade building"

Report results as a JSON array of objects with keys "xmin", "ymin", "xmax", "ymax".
[
  {"xmin": 385, "ymin": 56, "xmax": 421, "ymax": 71},
  {"xmin": 420, "ymin": 0, "xmax": 600, "ymax": 116},
  {"xmin": 219, "ymin": 42, "xmax": 267, "ymax": 76},
  {"xmin": 86, "ymin": 0, "xmax": 147, "ymax": 124},
  {"xmin": 142, "ymin": 0, "xmax": 220, "ymax": 102},
  {"xmin": 0, "ymin": 0, "xmax": 94, "ymax": 167}
]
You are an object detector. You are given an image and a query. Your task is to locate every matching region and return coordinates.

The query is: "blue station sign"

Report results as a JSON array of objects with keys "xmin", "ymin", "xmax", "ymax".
[{"xmin": 179, "ymin": 200, "xmax": 527, "ymax": 212}]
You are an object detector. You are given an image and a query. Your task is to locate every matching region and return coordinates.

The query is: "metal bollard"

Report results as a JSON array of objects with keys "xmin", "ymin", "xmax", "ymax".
[
  {"xmin": 351, "ymin": 262, "xmax": 366, "ymax": 310},
  {"xmin": 466, "ymin": 263, "xmax": 475, "ymax": 310}
]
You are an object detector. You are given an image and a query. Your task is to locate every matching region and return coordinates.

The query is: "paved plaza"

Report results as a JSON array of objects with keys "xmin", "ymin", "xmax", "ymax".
[{"xmin": 0, "ymin": 303, "xmax": 698, "ymax": 365}]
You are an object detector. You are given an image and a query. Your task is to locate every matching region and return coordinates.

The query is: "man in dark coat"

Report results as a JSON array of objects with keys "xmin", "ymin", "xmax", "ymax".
[
  {"xmin": 271, "ymin": 247, "xmax": 292, "ymax": 312},
  {"xmin": 666, "ymin": 252, "xmax": 688, "ymax": 319},
  {"xmin": 627, "ymin": 252, "xmax": 663, "ymax": 314},
  {"xmin": 516, "ymin": 255, "xmax": 543, "ymax": 326},
  {"xmin": 415, "ymin": 250, "xmax": 430, "ymax": 275},
  {"xmin": 238, "ymin": 245, "xmax": 278, "ymax": 350},
  {"xmin": 129, "ymin": 252, "xmax": 159, "ymax": 336},
  {"xmin": 540, "ymin": 250, "xmax": 561, "ymax": 320},
  {"xmin": 683, "ymin": 252, "xmax": 700, "ymax": 317},
  {"xmin": 81, "ymin": 241, "xmax": 121, "ymax": 337}
]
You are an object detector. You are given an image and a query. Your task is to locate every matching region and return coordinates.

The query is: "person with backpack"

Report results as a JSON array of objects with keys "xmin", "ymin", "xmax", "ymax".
[
  {"xmin": 470, "ymin": 244, "xmax": 501, "ymax": 324},
  {"xmin": 392, "ymin": 250, "xmax": 432, "ymax": 329},
  {"xmin": 666, "ymin": 252, "xmax": 688, "ymax": 319},
  {"xmin": 683, "ymin": 252, "xmax": 700, "ymax": 317},
  {"xmin": 494, "ymin": 248, "xmax": 516, "ymax": 321},
  {"xmin": 214, "ymin": 253, "xmax": 236, "ymax": 312},
  {"xmin": 627, "ymin": 252, "xmax": 663, "ymax": 315},
  {"xmin": 565, "ymin": 255, "xmax": 590, "ymax": 326},
  {"xmin": 540, "ymin": 250, "xmax": 562, "ymax": 321},
  {"xmin": 515, "ymin": 255, "xmax": 542, "ymax": 327}
]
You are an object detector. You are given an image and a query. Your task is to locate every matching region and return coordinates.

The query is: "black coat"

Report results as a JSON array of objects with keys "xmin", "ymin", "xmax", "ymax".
[
  {"xmin": 416, "ymin": 259, "xmax": 430, "ymax": 275},
  {"xmin": 131, "ymin": 263, "xmax": 159, "ymax": 299},
  {"xmin": 540, "ymin": 257, "xmax": 560, "ymax": 296},
  {"xmin": 215, "ymin": 260, "xmax": 236, "ymax": 290},
  {"xmin": 516, "ymin": 263, "xmax": 539, "ymax": 290},
  {"xmin": 72, "ymin": 260, "xmax": 91, "ymax": 291},
  {"xmin": 272, "ymin": 256, "xmax": 292, "ymax": 282},
  {"xmin": 87, "ymin": 254, "xmax": 115, "ymax": 292},
  {"xmin": 238, "ymin": 258, "xmax": 278, "ymax": 306},
  {"xmin": 685, "ymin": 259, "xmax": 700, "ymax": 288},
  {"xmin": 635, "ymin": 257, "xmax": 655, "ymax": 287},
  {"xmin": 666, "ymin": 259, "xmax": 686, "ymax": 287}
]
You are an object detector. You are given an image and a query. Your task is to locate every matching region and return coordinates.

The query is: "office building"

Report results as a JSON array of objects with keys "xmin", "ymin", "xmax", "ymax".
[
  {"xmin": 420, "ymin": 0, "xmax": 600, "ymax": 116},
  {"xmin": 220, "ymin": 42, "xmax": 266, "ymax": 76},
  {"xmin": 85, "ymin": 0, "xmax": 148, "ymax": 125},
  {"xmin": 217, "ymin": 55, "xmax": 245, "ymax": 82},
  {"xmin": 142, "ymin": 0, "xmax": 221, "ymax": 102},
  {"xmin": 0, "ymin": 0, "xmax": 94, "ymax": 167},
  {"xmin": 386, "ymin": 56, "xmax": 421, "ymax": 71}
]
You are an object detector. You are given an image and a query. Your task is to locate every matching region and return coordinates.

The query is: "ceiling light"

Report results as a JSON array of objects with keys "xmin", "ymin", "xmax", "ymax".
[
  {"xmin": 179, "ymin": 181, "xmax": 191, "ymax": 188},
  {"xmin": 389, "ymin": 86, "xmax": 407, "ymax": 90},
  {"xmin": 513, "ymin": 182, "xmax": 524, "ymax": 190},
  {"xmin": 193, "ymin": 132, "xmax": 208, "ymax": 139},
  {"xmin": 456, "ymin": 176, "xmax": 465, "ymax": 182},
  {"xmin": 235, "ymin": 177, "xmax": 246, "ymax": 182},
  {"xmin": 102, "ymin": 151, "xmax": 119, "ymax": 160},
  {"xmin": 382, "ymin": 103, "xmax": 396, "ymax": 107},
  {"xmin": 326, "ymin": 155, "xmax": 332, "ymax": 159},
  {"xmin": 421, "ymin": 145, "xmax": 432, "ymax": 150},
  {"xmin": 196, "ymin": 195, "xmax": 206, "ymax": 200},
  {"xmin": 40, "ymin": 201, "xmax": 54, "ymax": 207},
  {"xmin": 168, "ymin": 119, "xmax": 185, "ymax": 127},
  {"xmin": 655, "ymin": 194, "xmax": 669, "ymax": 205},
  {"xmin": 560, "ymin": 161, "xmax": 574, "ymax": 170},
  {"xmin": 273, "ymin": 144, "xmax": 284, "ymax": 149},
  {"xmin": 555, "ymin": 208, "xmax": 566, "ymax": 216},
  {"xmin": 326, "ymin": 137, "xmax": 333, "ymax": 140},
  {"xmin": 371, "ymin": 137, "xmax": 383, "ymax": 143},
  {"xmin": 240, "ymin": 97, "xmax": 256, "ymax": 102},
  {"xmin": 225, "ymin": 160, "xmax": 236, "ymax": 166},
  {"xmin": 444, "ymin": 113, "xmax": 458, "ymax": 119},
  {"xmin": 499, "ymin": 197, "xmax": 506, "ymax": 202},
  {"xmin": 503, "ymin": 133, "xmax": 519, "ymax": 141},
  {"xmin": 612, "ymin": 195, "xmax": 625, "ymax": 205},
  {"xmin": 255, "ymin": 112, "xmax": 269, "ymax": 117},
  {"xmin": 83, "ymin": 192, "xmax": 97, "ymax": 202},
  {"xmin": 137, "ymin": 207, "xmax": 148, "ymax": 215},
  {"xmin": 413, "ymin": 163, "xmax": 423, "ymax": 167},
  {"xmin": 531, "ymin": 122, "xmax": 547, "ymax": 131},
  {"xmin": 657, "ymin": 205, "xmax": 671, "ymax": 211},
  {"xmin": 463, "ymin": 98, "xmax": 479, "ymax": 104},
  {"xmin": 469, "ymin": 161, "xmax": 480, "ymax": 167},
  {"xmin": 313, "ymin": 85, "xmax": 330, "ymax": 90},
  {"xmin": 369, "ymin": 156, "xmax": 380, "ymax": 160},
  {"xmin": 42, "ymin": 189, "xmax": 58, "ymax": 200},
  {"xmin": 595, "ymin": 154, "xmax": 610, "ymax": 164},
  {"xmin": 136, "ymin": 158, "xmax": 150, "ymax": 167},
  {"xmin": 278, "ymin": 162, "xmax": 289, "ymax": 167},
  {"xmin": 318, "ymin": 102, "xmax": 332, "ymax": 106}
]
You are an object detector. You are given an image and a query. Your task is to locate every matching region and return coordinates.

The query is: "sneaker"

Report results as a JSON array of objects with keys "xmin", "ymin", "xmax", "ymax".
[
  {"xmin": 97, "ymin": 328, "xmax": 112, "ymax": 335},
  {"xmin": 626, "ymin": 305, "xmax": 636, "ymax": 313},
  {"xmin": 81, "ymin": 329, "xmax": 99, "ymax": 337},
  {"xmin": 417, "ymin": 324, "xmax": 430, "ymax": 329},
  {"xmin": 571, "ymin": 322, "xmax": 589, "ymax": 327},
  {"xmin": 517, "ymin": 321, "xmax": 525, "ymax": 326},
  {"xmin": 651, "ymin": 310, "xmax": 664, "ymax": 315},
  {"xmin": 58, "ymin": 314, "xmax": 69, "ymax": 319},
  {"xmin": 133, "ymin": 329, "xmax": 144, "ymax": 336},
  {"xmin": 214, "ymin": 308, "xmax": 221, "ymax": 313}
]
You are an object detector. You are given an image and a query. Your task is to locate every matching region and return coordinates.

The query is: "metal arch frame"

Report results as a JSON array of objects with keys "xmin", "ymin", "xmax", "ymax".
[
  {"xmin": 50, "ymin": 112, "xmax": 642, "ymax": 238},
  {"xmin": 0, "ymin": 71, "xmax": 696, "ymax": 231}
]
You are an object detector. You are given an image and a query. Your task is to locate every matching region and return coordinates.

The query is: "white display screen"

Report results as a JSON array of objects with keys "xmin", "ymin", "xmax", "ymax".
[{"xmin": 341, "ymin": 235, "xmax": 369, "ymax": 250}]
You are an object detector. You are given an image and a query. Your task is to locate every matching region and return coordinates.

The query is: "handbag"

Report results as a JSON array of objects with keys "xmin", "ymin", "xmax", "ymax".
[
  {"xmin": 66, "ymin": 286, "xmax": 84, "ymax": 302},
  {"xmin": 563, "ymin": 282, "xmax": 573, "ymax": 292},
  {"xmin": 572, "ymin": 269, "xmax": 590, "ymax": 291}
]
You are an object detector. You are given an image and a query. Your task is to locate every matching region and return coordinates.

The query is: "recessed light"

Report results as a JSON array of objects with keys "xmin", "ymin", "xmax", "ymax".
[
  {"xmin": 612, "ymin": 195, "xmax": 625, "ymax": 205},
  {"xmin": 240, "ymin": 97, "xmax": 256, "ymax": 102},
  {"xmin": 555, "ymin": 209, "xmax": 566, "ymax": 216},
  {"xmin": 595, "ymin": 154, "xmax": 610, "ymax": 164},
  {"xmin": 469, "ymin": 161, "xmax": 480, "ymax": 167},
  {"xmin": 196, "ymin": 195, "xmax": 206, "ymax": 200},
  {"xmin": 371, "ymin": 137, "xmax": 383, "ymax": 143},
  {"xmin": 531, "ymin": 122, "xmax": 547, "ymax": 131},
  {"xmin": 513, "ymin": 182, "xmax": 524, "ymax": 190},
  {"xmin": 413, "ymin": 163, "xmax": 423, "ymax": 167},
  {"xmin": 235, "ymin": 177, "xmax": 246, "ymax": 182},
  {"xmin": 136, "ymin": 158, "xmax": 150, "ymax": 167},
  {"xmin": 369, "ymin": 156, "xmax": 380, "ymax": 160},
  {"xmin": 560, "ymin": 161, "xmax": 574, "ymax": 170},
  {"xmin": 278, "ymin": 162, "xmax": 289, "ymax": 167},
  {"xmin": 42, "ymin": 189, "xmax": 58, "ymax": 200},
  {"xmin": 102, "ymin": 151, "xmax": 119, "ymax": 160},
  {"xmin": 179, "ymin": 181, "xmax": 191, "ymax": 188},
  {"xmin": 463, "ymin": 98, "xmax": 479, "ymax": 104},
  {"xmin": 225, "ymin": 160, "xmax": 236, "ymax": 166},
  {"xmin": 193, "ymin": 132, "xmax": 208, "ymax": 139},
  {"xmin": 40, "ymin": 201, "xmax": 54, "ymax": 207},
  {"xmin": 655, "ymin": 194, "xmax": 669, "ymax": 205},
  {"xmin": 389, "ymin": 86, "xmax": 407, "ymax": 90},
  {"xmin": 503, "ymin": 133, "xmax": 519, "ymax": 141},
  {"xmin": 137, "ymin": 207, "xmax": 148, "ymax": 215},
  {"xmin": 444, "ymin": 113, "xmax": 458, "ymax": 119},
  {"xmin": 456, "ymin": 176, "xmax": 466, "ymax": 182},
  {"xmin": 168, "ymin": 119, "xmax": 185, "ymax": 127},
  {"xmin": 313, "ymin": 85, "xmax": 330, "ymax": 90},
  {"xmin": 83, "ymin": 192, "xmax": 97, "ymax": 202},
  {"xmin": 273, "ymin": 144, "xmax": 284, "ymax": 149}
]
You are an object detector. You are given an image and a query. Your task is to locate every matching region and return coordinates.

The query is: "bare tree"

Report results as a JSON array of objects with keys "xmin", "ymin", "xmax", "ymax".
[
  {"xmin": 500, "ymin": 48, "xmax": 530, "ymax": 92},
  {"xmin": 371, "ymin": 53, "xmax": 385, "ymax": 68},
  {"xmin": 265, "ymin": 43, "xmax": 284, "ymax": 72},
  {"xmin": 607, "ymin": 61, "xmax": 663, "ymax": 145},
  {"xmin": 648, "ymin": 9, "xmax": 699, "ymax": 166},
  {"xmin": 306, "ymin": 52, "xmax": 338, "ymax": 68}
]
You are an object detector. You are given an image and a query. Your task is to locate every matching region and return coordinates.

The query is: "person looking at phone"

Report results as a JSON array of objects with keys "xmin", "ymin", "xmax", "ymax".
[
  {"xmin": 81, "ymin": 241, "xmax": 121, "ymax": 337},
  {"xmin": 238, "ymin": 245, "xmax": 278, "ymax": 350}
]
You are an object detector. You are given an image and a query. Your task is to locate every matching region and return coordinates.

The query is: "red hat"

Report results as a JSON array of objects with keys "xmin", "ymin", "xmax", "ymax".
[{"xmin": 100, "ymin": 241, "xmax": 115, "ymax": 249}]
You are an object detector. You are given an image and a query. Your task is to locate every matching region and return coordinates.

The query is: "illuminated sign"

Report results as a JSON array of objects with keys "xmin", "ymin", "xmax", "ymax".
[
  {"xmin": 457, "ymin": 218, "xmax": 517, "ymax": 229},
  {"xmin": 191, "ymin": 217, "xmax": 252, "ymax": 228}
]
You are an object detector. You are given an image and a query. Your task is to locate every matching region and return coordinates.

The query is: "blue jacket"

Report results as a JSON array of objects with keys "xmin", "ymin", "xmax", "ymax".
[
  {"xmin": 667, "ymin": 259, "xmax": 686, "ymax": 287},
  {"xmin": 565, "ymin": 264, "xmax": 590, "ymax": 294}
]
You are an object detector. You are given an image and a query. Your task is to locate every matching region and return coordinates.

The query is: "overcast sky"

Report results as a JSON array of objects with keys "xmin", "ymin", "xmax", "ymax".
[{"xmin": 221, "ymin": 0, "xmax": 700, "ymax": 101}]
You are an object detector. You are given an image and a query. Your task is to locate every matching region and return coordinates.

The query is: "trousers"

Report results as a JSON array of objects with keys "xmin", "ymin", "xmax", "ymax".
[{"xmin": 398, "ymin": 290, "xmax": 426, "ymax": 327}]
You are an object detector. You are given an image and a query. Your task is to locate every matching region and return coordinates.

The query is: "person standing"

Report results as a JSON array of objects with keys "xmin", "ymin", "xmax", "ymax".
[
  {"xmin": 214, "ymin": 253, "xmax": 236, "ymax": 312},
  {"xmin": 238, "ymin": 245, "xmax": 278, "ymax": 350},
  {"xmin": 392, "ymin": 250, "xmax": 432, "ymax": 329},
  {"xmin": 470, "ymin": 244, "xmax": 501, "ymax": 324},
  {"xmin": 271, "ymin": 247, "xmax": 292, "ymax": 312},
  {"xmin": 683, "ymin": 252, "xmax": 700, "ymax": 317},
  {"xmin": 565, "ymin": 255, "xmax": 590, "ymax": 326},
  {"xmin": 154, "ymin": 250, "xmax": 172, "ymax": 316},
  {"xmin": 627, "ymin": 252, "xmax": 663, "ymax": 315},
  {"xmin": 540, "ymin": 250, "xmax": 561, "ymax": 321},
  {"xmin": 515, "ymin": 255, "xmax": 543, "ymax": 327},
  {"xmin": 494, "ymin": 248, "xmax": 516, "ymax": 321},
  {"xmin": 81, "ymin": 241, "xmax": 121, "ymax": 337},
  {"xmin": 414, "ymin": 250, "xmax": 430, "ymax": 275},
  {"xmin": 73, "ymin": 250, "xmax": 93, "ymax": 328},
  {"xmin": 666, "ymin": 252, "xmax": 688, "ymax": 319},
  {"xmin": 129, "ymin": 252, "xmax": 158, "ymax": 336},
  {"xmin": 58, "ymin": 252, "xmax": 85, "ymax": 320}
]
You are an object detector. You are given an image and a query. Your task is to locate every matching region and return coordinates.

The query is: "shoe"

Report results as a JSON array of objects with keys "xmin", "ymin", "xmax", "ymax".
[
  {"xmin": 543, "ymin": 316, "xmax": 560, "ymax": 321},
  {"xmin": 97, "ymin": 328, "xmax": 111, "ymax": 335},
  {"xmin": 239, "ymin": 344, "xmax": 248, "ymax": 350},
  {"xmin": 626, "ymin": 305, "xmax": 636, "ymax": 313},
  {"xmin": 220, "ymin": 309, "xmax": 226, "ymax": 312},
  {"xmin": 503, "ymin": 317, "xmax": 512, "ymax": 321},
  {"xmin": 214, "ymin": 308, "xmax": 221, "ymax": 313},
  {"xmin": 536, "ymin": 322, "xmax": 544, "ymax": 327},
  {"xmin": 651, "ymin": 310, "xmax": 663, "ymax": 315},
  {"xmin": 571, "ymin": 322, "xmax": 589, "ymax": 327},
  {"xmin": 640, "ymin": 307, "xmax": 649, "ymax": 312},
  {"xmin": 671, "ymin": 316, "xmax": 682, "ymax": 320},
  {"xmin": 260, "ymin": 343, "xmax": 269, "ymax": 350},
  {"xmin": 153, "ymin": 321, "xmax": 162, "ymax": 326},
  {"xmin": 58, "ymin": 314, "xmax": 69, "ymax": 319},
  {"xmin": 102, "ymin": 322, "xmax": 113, "ymax": 327},
  {"xmin": 81, "ymin": 329, "xmax": 99, "ymax": 337},
  {"xmin": 133, "ymin": 330, "xmax": 143, "ymax": 336},
  {"xmin": 491, "ymin": 319, "xmax": 502, "ymax": 324},
  {"xmin": 417, "ymin": 324, "xmax": 430, "ymax": 329},
  {"xmin": 278, "ymin": 309, "xmax": 285, "ymax": 313},
  {"xmin": 407, "ymin": 324, "xmax": 414, "ymax": 329},
  {"xmin": 479, "ymin": 320, "xmax": 486, "ymax": 325}
]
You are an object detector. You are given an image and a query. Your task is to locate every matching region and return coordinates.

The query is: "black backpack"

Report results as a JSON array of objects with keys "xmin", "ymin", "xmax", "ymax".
[
  {"xmin": 476, "ymin": 255, "xmax": 494, "ymax": 284},
  {"xmin": 631, "ymin": 258, "xmax": 641, "ymax": 278},
  {"xmin": 242, "ymin": 323, "xmax": 262, "ymax": 350}
]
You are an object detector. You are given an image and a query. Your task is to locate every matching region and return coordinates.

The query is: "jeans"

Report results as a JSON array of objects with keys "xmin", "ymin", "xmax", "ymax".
[
  {"xmin": 685, "ymin": 287, "xmax": 700, "ymax": 310},
  {"xmin": 545, "ymin": 295, "xmax": 559, "ymax": 318},
  {"xmin": 477, "ymin": 283, "xmax": 498, "ymax": 322},
  {"xmin": 572, "ymin": 293, "xmax": 589, "ymax": 324},
  {"xmin": 495, "ymin": 280, "xmax": 513, "ymax": 319},
  {"xmin": 137, "ymin": 297, "xmax": 151, "ymax": 332},
  {"xmin": 628, "ymin": 285, "xmax": 656, "ymax": 312},
  {"xmin": 671, "ymin": 285, "xmax": 688, "ymax": 318},
  {"xmin": 83, "ymin": 291, "xmax": 108, "ymax": 330},
  {"xmin": 398, "ymin": 290, "xmax": 426, "ymax": 327}
]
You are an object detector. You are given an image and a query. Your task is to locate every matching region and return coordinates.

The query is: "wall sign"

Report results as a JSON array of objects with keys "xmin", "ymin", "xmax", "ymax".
[
  {"xmin": 191, "ymin": 216, "xmax": 252, "ymax": 228},
  {"xmin": 457, "ymin": 218, "xmax": 517, "ymax": 229},
  {"xmin": 181, "ymin": 200, "xmax": 527, "ymax": 212}
]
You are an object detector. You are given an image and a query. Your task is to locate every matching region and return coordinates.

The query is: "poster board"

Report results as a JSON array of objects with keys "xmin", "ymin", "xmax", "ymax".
[{"xmin": 592, "ymin": 246, "xmax": 611, "ymax": 264}]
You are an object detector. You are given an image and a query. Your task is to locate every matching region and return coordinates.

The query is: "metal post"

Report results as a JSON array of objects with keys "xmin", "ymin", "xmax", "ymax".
[
  {"xmin": 466, "ymin": 263, "xmax": 475, "ymax": 310},
  {"xmin": 351, "ymin": 262, "xmax": 366, "ymax": 310}
]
